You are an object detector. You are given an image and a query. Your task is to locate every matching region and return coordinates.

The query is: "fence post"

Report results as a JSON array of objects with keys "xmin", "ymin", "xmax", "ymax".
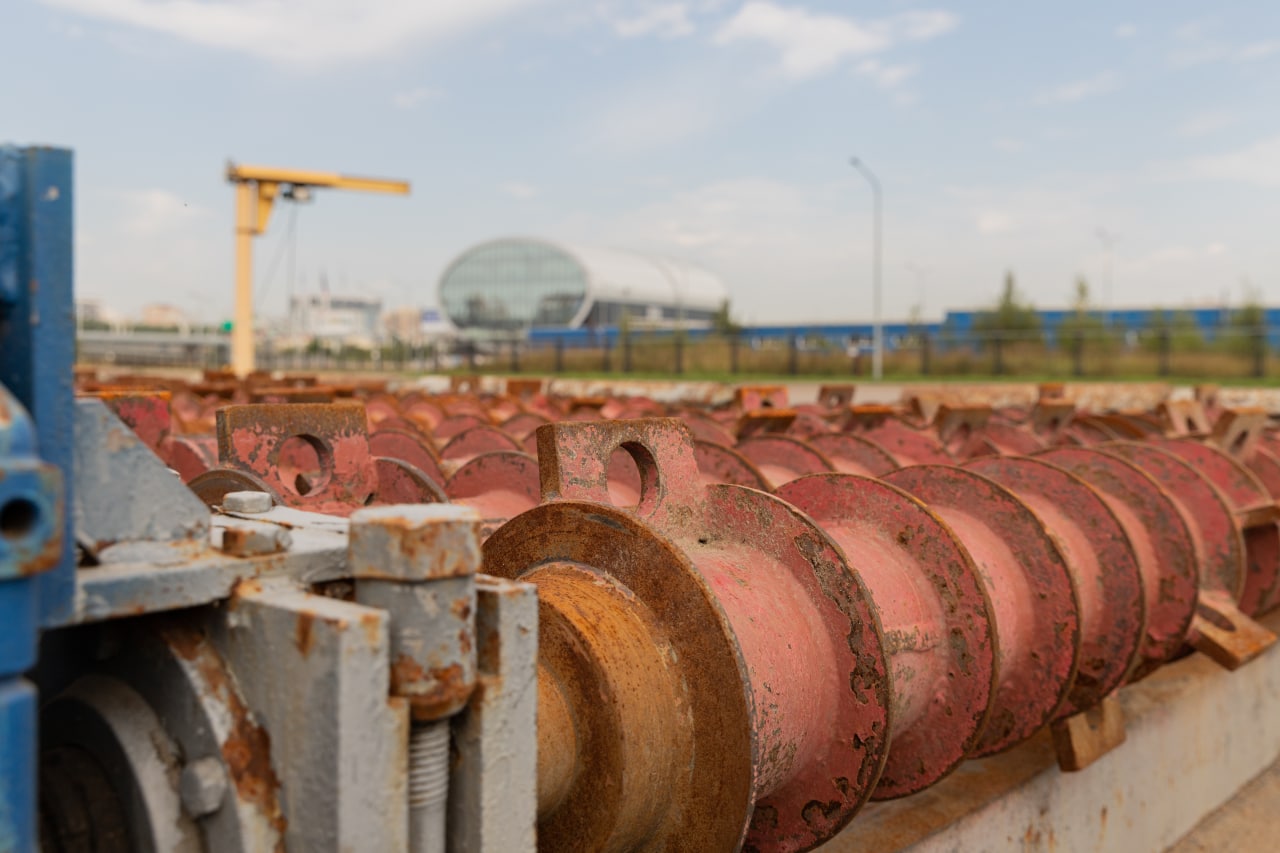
[
  {"xmin": 674, "ymin": 332, "xmax": 684, "ymax": 375},
  {"xmin": 730, "ymin": 334, "xmax": 740, "ymax": 375},
  {"xmin": 466, "ymin": 340, "xmax": 476, "ymax": 372},
  {"xmin": 992, "ymin": 333, "xmax": 1005, "ymax": 376},
  {"xmin": 1158, "ymin": 329, "xmax": 1171, "ymax": 377},
  {"xmin": 622, "ymin": 333, "xmax": 632, "ymax": 374},
  {"xmin": 789, "ymin": 334, "xmax": 799, "ymax": 376},
  {"xmin": 1072, "ymin": 332, "xmax": 1084, "ymax": 378},
  {"xmin": 554, "ymin": 337, "xmax": 564, "ymax": 373},
  {"xmin": 921, "ymin": 333, "xmax": 931, "ymax": 376},
  {"xmin": 1254, "ymin": 327, "xmax": 1266, "ymax": 379},
  {"xmin": 602, "ymin": 336, "xmax": 611, "ymax": 372}
]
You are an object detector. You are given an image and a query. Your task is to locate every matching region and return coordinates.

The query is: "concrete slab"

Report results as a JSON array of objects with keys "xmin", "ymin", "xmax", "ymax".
[{"xmin": 819, "ymin": 610, "xmax": 1280, "ymax": 852}]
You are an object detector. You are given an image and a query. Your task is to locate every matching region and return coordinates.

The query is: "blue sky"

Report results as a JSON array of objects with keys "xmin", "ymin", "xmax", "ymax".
[{"xmin": 5, "ymin": 1, "xmax": 1279, "ymax": 324}]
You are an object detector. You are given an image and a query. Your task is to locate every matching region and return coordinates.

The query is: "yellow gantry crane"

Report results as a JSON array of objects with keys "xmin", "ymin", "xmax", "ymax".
[{"xmin": 226, "ymin": 163, "xmax": 410, "ymax": 377}]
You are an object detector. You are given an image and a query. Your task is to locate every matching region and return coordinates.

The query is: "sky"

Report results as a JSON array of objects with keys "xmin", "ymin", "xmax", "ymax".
[{"xmin": 4, "ymin": 1, "xmax": 1280, "ymax": 325}]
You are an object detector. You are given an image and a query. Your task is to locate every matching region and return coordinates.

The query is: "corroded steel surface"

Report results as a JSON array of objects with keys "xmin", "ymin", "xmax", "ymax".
[
  {"xmin": 444, "ymin": 451, "xmax": 541, "ymax": 540},
  {"xmin": 843, "ymin": 411, "xmax": 953, "ymax": 467},
  {"xmin": 216, "ymin": 404, "xmax": 378, "ymax": 517},
  {"xmin": 806, "ymin": 434, "xmax": 898, "ymax": 477},
  {"xmin": 439, "ymin": 423, "xmax": 522, "ymax": 463},
  {"xmin": 1101, "ymin": 442, "xmax": 1245, "ymax": 599},
  {"xmin": 693, "ymin": 440, "xmax": 771, "ymax": 490},
  {"xmin": 1037, "ymin": 447, "xmax": 1199, "ymax": 676},
  {"xmin": 486, "ymin": 418, "xmax": 888, "ymax": 851},
  {"xmin": 884, "ymin": 465, "xmax": 1081, "ymax": 757},
  {"xmin": 776, "ymin": 474, "xmax": 996, "ymax": 798},
  {"xmin": 737, "ymin": 434, "xmax": 836, "ymax": 489},
  {"xmin": 965, "ymin": 456, "xmax": 1145, "ymax": 715}
]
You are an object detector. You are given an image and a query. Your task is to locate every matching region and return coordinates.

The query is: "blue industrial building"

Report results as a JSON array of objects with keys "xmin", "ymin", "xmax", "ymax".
[{"xmin": 527, "ymin": 305, "xmax": 1280, "ymax": 351}]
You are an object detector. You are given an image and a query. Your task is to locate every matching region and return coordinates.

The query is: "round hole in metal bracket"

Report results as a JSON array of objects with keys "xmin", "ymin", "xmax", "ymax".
[
  {"xmin": 622, "ymin": 441, "xmax": 660, "ymax": 515},
  {"xmin": 0, "ymin": 497, "xmax": 39, "ymax": 540},
  {"xmin": 277, "ymin": 434, "xmax": 333, "ymax": 497}
]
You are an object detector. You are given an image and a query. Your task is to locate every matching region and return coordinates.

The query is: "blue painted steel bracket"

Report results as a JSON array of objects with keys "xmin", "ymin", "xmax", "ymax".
[
  {"xmin": 0, "ymin": 145, "xmax": 75, "ymax": 624},
  {"xmin": 0, "ymin": 143, "xmax": 75, "ymax": 853}
]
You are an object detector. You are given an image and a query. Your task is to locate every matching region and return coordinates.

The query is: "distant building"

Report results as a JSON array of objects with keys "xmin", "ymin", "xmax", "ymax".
[
  {"xmin": 383, "ymin": 306, "xmax": 456, "ymax": 344},
  {"xmin": 140, "ymin": 303, "xmax": 189, "ymax": 329},
  {"xmin": 437, "ymin": 237, "xmax": 728, "ymax": 333},
  {"xmin": 288, "ymin": 293, "xmax": 383, "ymax": 347}
]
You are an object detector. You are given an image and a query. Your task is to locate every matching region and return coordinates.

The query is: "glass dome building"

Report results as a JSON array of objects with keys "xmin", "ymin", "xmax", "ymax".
[{"xmin": 438, "ymin": 238, "xmax": 728, "ymax": 332}]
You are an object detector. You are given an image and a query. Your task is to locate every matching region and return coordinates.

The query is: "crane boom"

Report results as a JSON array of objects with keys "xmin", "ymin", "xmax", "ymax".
[{"xmin": 226, "ymin": 162, "xmax": 410, "ymax": 377}]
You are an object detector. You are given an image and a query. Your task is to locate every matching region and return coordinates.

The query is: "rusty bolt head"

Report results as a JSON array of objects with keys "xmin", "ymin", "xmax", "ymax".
[
  {"xmin": 222, "ymin": 490, "xmax": 272, "ymax": 514},
  {"xmin": 221, "ymin": 484, "xmax": 273, "ymax": 512},
  {"xmin": 180, "ymin": 756, "xmax": 228, "ymax": 818},
  {"xmin": 220, "ymin": 525, "xmax": 292, "ymax": 557},
  {"xmin": 348, "ymin": 504, "xmax": 482, "ymax": 581}
]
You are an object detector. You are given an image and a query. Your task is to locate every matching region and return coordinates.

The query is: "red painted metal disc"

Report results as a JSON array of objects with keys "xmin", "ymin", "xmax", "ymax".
[
  {"xmin": 776, "ymin": 473, "xmax": 995, "ymax": 799},
  {"xmin": 965, "ymin": 456, "xmax": 1144, "ymax": 715},
  {"xmin": 736, "ymin": 435, "xmax": 835, "ymax": 489},
  {"xmin": 807, "ymin": 433, "xmax": 899, "ymax": 477},
  {"xmin": 1037, "ymin": 447, "xmax": 1198, "ymax": 674},
  {"xmin": 1101, "ymin": 441, "xmax": 1245, "ymax": 599},
  {"xmin": 693, "ymin": 440, "xmax": 771, "ymax": 490},
  {"xmin": 885, "ymin": 465, "xmax": 1081, "ymax": 757}
]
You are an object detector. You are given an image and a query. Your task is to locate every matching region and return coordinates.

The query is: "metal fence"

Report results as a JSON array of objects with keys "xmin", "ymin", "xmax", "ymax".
[{"xmin": 77, "ymin": 326, "xmax": 1277, "ymax": 379}]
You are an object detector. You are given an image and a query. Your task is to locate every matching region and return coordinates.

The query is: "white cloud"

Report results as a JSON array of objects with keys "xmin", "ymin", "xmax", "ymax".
[
  {"xmin": 994, "ymin": 137, "xmax": 1024, "ymax": 153},
  {"xmin": 1237, "ymin": 40, "xmax": 1280, "ymax": 62},
  {"xmin": 612, "ymin": 3, "xmax": 695, "ymax": 39},
  {"xmin": 856, "ymin": 58, "xmax": 916, "ymax": 89},
  {"xmin": 1180, "ymin": 135, "xmax": 1280, "ymax": 188},
  {"xmin": 41, "ymin": 0, "xmax": 541, "ymax": 67},
  {"xmin": 1176, "ymin": 110, "xmax": 1233, "ymax": 137},
  {"xmin": 1033, "ymin": 71, "xmax": 1119, "ymax": 105},
  {"xmin": 976, "ymin": 211, "xmax": 1015, "ymax": 235},
  {"xmin": 392, "ymin": 87, "xmax": 440, "ymax": 110},
  {"xmin": 501, "ymin": 182, "xmax": 539, "ymax": 199},
  {"xmin": 713, "ymin": 2, "xmax": 958, "ymax": 80},
  {"xmin": 1115, "ymin": 23, "xmax": 1137, "ymax": 39}
]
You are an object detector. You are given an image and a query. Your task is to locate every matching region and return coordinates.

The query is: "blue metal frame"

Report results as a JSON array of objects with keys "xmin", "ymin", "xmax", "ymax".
[{"xmin": 0, "ymin": 144, "xmax": 75, "ymax": 853}]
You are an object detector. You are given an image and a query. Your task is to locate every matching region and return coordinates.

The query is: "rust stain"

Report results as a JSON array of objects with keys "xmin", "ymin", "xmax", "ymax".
[
  {"xmin": 161, "ymin": 622, "xmax": 287, "ymax": 848},
  {"xmin": 294, "ymin": 611, "xmax": 316, "ymax": 657}
]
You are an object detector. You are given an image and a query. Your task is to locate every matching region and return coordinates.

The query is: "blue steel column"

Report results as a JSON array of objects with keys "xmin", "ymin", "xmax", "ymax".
[
  {"xmin": 0, "ymin": 145, "xmax": 75, "ymax": 621},
  {"xmin": 0, "ymin": 144, "xmax": 75, "ymax": 853}
]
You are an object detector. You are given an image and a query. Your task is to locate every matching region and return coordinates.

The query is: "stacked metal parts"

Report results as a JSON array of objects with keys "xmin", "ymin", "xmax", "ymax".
[{"xmin": 5, "ymin": 145, "xmax": 1280, "ymax": 852}]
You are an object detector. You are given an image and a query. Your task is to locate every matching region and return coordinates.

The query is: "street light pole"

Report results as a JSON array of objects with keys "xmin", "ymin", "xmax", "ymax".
[{"xmin": 850, "ymin": 157, "xmax": 883, "ymax": 380}]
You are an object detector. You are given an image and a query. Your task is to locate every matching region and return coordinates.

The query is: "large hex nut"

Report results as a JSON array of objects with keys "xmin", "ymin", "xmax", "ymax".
[{"xmin": 348, "ymin": 505, "xmax": 482, "ymax": 581}]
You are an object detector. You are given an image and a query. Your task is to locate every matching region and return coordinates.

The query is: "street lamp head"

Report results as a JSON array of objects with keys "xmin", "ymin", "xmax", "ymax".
[{"xmin": 850, "ymin": 156, "xmax": 861, "ymax": 167}]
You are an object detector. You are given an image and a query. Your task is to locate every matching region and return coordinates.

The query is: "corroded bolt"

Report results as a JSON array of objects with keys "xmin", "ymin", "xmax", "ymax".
[
  {"xmin": 348, "ymin": 504, "xmax": 482, "ymax": 581},
  {"xmin": 220, "ymin": 525, "xmax": 291, "ymax": 557},
  {"xmin": 223, "ymin": 490, "xmax": 272, "ymax": 514},
  {"xmin": 180, "ymin": 756, "xmax": 228, "ymax": 818}
]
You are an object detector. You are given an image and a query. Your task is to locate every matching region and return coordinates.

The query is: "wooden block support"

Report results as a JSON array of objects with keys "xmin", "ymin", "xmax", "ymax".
[
  {"xmin": 1189, "ymin": 591, "xmax": 1278, "ymax": 672},
  {"xmin": 1052, "ymin": 694, "xmax": 1127, "ymax": 772}
]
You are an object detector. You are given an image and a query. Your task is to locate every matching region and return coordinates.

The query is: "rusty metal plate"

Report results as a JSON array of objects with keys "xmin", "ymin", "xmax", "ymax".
[
  {"xmin": 776, "ymin": 473, "xmax": 995, "ymax": 800},
  {"xmin": 693, "ymin": 440, "xmax": 771, "ymax": 490},
  {"xmin": 439, "ymin": 424, "xmax": 521, "ymax": 463},
  {"xmin": 807, "ymin": 434, "xmax": 898, "ymax": 477},
  {"xmin": 845, "ymin": 418, "xmax": 953, "ymax": 467},
  {"xmin": 216, "ymin": 404, "xmax": 377, "ymax": 517},
  {"xmin": 161, "ymin": 434, "xmax": 219, "ymax": 482},
  {"xmin": 1037, "ymin": 447, "xmax": 1198, "ymax": 675},
  {"xmin": 533, "ymin": 418, "xmax": 890, "ymax": 850},
  {"xmin": 1101, "ymin": 441, "xmax": 1245, "ymax": 599},
  {"xmin": 884, "ymin": 465, "xmax": 1080, "ymax": 757},
  {"xmin": 368, "ymin": 427, "xmax": 446, "ymax": 487},
  {"xmin": 444, "ymin": 451, "xmax": 541, "ymax": 541},
  {"xmin": 483, "ymin": 502, "xmax": 756, "ymax": 852},
  {"xmin": 965, "ymin": 456, "xmax": 1144, "ymax": 715},
  {"xmin": 736, "ymin": 435, "xmax": 836, "ymax": 490}
]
